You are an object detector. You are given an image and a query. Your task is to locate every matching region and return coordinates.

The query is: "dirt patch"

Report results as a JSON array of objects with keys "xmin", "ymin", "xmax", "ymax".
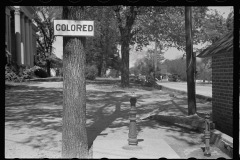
[{"xmin": 5, "ymin": 78, "xmax": 216, "ymax": 158}]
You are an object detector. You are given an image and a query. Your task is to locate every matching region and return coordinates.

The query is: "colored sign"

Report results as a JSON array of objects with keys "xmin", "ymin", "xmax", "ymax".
[{"xmin": 54, "ymin": 20, "xmax": 94, "ymax": 36}]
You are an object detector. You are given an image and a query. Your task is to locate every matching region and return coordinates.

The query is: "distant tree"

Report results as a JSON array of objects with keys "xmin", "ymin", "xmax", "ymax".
[
  {"xmin": 196, "ymin": 57, "xmax": 212, "ymax": 82},
  {"xmin": 130, "ymin": 48, "xmax": 164, "ymax": 76},
  {"xmin": 33, "ymin": 6, "xmax": 62, "ymax": 76},
  {"xmin": 163, "ymin": 58, "xmax": 187, "ymax": 81},
  {"xmin": 50, "ymin": 54, "xmax": 63, "ymax": 68},
  {"xmin": 85, "ymin": 6, "xmax": 120, "ymax": 77},
  {"xmin": 113, "ymin": 6, "xmax": 140, "ymax": 87}
]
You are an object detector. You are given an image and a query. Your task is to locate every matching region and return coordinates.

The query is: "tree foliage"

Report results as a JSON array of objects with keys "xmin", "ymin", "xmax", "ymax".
[
  {"xmin": 197, "ymin": 9, "xmax": 229, "ymax": 45},
  {"xmin": 113, "ymin": 6, "xmax": 150, "ymax": 87},
  {"xmin": 196, "ymin": 57, "xmax": 212, "ymax": 81},
  {"xmin": 162, "ymin": 58, "xmax": 187, "ymax": 81},
  {"xmin": 133, "ymin": 6, "xmax": 208, "ymax": 52},
  {"xmin": 85, "ymin": 6, "xmax": 121, "ymax": 77},
  {"xmin": 33, "ymin": 6, "xmax": 62, "ymax": 76},
  {"xmin": 130, "ymin": 48, "xmax": 164, "ymax": 76}
]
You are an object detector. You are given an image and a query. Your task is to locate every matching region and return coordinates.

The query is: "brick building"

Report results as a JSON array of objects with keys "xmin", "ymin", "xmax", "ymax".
[
  {"xmin": 197, "ymin": 31, "xmax": 233, "ymax": 137},
  {"xmin": 5, "ymin": 6, "xmax": 38, "ymax": 67}
]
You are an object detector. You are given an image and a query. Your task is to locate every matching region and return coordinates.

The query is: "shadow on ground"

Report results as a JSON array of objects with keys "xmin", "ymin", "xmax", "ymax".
[{"xmin": 5, "ymin": 79, "xmax": 208, "ymax": 157}]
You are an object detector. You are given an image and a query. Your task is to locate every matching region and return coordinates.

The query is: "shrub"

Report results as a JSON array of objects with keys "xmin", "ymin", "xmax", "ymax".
[
  {"xmin": 5, "ymin": 65, "xmax": 22, "ymax": 82},
  {"xmin": 5, "ymin": 64, "xmax": 48, "ymax": 82},
  {"xmin": 85, "ymin": 65, "xmax": 98, "ymax": 80},
  {"xmin": 107, "ymin": 69, "xmax": 120, "ymax": 78},
  {"xmin": 34, "ymin": 68, "xmax": 49, "ymax": 78}
]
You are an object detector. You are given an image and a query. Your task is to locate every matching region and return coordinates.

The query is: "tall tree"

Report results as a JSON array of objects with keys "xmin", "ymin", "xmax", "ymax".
[
  {"xmin": 33, "ymin": 6, "xmax": 62, "ymax": 76},
  {"xmin": 62, "ymin": 6, "xmax": 88, "ymax": 158},
  {"xmin": 112, "ymin": 6, "xmax": 206, "ymax": 87},
  {"xmin": 85, "ymin": 6, "xmax": 120, "ymax": 77},
  {"xmin": 113, "ymin": 6, "xmax": 139, "ymax": 87}
]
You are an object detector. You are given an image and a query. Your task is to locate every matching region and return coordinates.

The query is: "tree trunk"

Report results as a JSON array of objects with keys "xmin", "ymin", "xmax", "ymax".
[
  {"xmin": 185, "ymin": 7, "xmax": 196, "ymax": 115},
  {"xmin": 121, "ymin": 39, "xmax": 130, "ymax": 87},
  {"xmin": 114, "ymin": 6, "xmax": 137, "ymax": 88},
  {"xmin": 46, "ymin": 60, "xmax": 51, "ymax": 77},
  {"xmin": 101, "ymin": 60, "xmax": 106, "ymax": 77},
  {"xmin": 62, "ymin": 6, "xmax": 89, "ymax": 158},
  {"xmin": 98, "ymin": 62, "xmax": 102, "ymax": 77}
]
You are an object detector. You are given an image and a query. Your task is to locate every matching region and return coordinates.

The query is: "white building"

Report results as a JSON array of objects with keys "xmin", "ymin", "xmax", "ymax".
[{"xmin": 5, "ymin": 6, "xmax": 38, "ymax": 67}]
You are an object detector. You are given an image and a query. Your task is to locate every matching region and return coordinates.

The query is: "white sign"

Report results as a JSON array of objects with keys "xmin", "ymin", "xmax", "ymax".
[{"xmin": 54, "ymin": 20, "xmax": 94, "ymax": 36}]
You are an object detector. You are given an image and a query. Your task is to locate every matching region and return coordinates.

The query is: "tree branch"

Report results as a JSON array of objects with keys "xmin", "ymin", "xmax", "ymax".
[{"xmin": 113, "ymin": 6, "xmax": 124, "ymax": 35}]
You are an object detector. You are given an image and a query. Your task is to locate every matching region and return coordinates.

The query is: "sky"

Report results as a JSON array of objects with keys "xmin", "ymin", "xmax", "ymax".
[{"xmin": 52, "ymin": 6, "xmax": 233, "ymax": 67}]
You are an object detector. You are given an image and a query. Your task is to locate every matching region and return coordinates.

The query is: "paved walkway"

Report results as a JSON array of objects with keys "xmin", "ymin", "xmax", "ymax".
[{"xmin": 5, "ymin": 79, "xmax": 230, "ymax": 159}]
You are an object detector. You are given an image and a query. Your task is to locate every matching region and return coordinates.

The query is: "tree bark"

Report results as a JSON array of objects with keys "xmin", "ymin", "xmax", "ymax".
[
  {"xmin": 97, "ymin": 63, "xmax": 102, "ymax": 77},
  {"xmin": 185, "ymin": 7, "xmax": 196, "ymax": 115},
  {"xmin": 121, "ymin": 37, "xmax": 130, "ymax": 87},
  {"xmin": 101, "ymin": 60, "xmax": 106, "ymax": 77},
  {"xmin": 114, "ymin": 6, "xmax": 137, "ymax": 88},
  {"xmin": 62, "ymin": 6, "xmax": 89, "ymax": 158},
  {"xmin": 46, "ymin": 59, "xmax": 51, "ymax": 77}
]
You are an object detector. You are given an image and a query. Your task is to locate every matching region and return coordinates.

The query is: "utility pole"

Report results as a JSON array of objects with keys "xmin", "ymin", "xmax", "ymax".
[{"xmin": 185, "ymin": 6, "xmax": 196, "ymax": 115}]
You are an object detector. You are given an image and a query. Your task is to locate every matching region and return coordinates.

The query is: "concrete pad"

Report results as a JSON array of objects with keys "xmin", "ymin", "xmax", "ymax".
[{"xmin": 93, "ymin": 138, "xmax": 180, "ymax": 159}]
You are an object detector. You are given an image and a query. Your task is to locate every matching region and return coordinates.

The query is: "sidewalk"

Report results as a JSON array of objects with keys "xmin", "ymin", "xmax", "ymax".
[
  {"xmin": 152, "ymin": 82, "xmax": 232, "ymax": 158},
  {"xmin": 5, "ymin": 78, "xmax": 231, "ymax": 158}
]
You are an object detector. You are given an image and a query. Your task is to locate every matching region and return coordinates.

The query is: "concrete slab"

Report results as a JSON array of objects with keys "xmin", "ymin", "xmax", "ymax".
[{"xmin": 93, "ymin": 138, "xmax": 180, "ymax": 159}]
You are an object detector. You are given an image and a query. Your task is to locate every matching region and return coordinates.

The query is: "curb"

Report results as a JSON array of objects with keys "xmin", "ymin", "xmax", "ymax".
[
  {"xmin": 29, "ymin": 77, "xmax": 63, "ymax": 82},
  {"xmin": 150, "ymin": 83, "xmax": 233, "ymax": 158},
  {"xmin": 155, "ymin": 84, "xmax": 212, "ymax": 101},
  {"xmin": 151, "ymin": 114, "xmax": 208, "ymax": 133},
  {"xmin": 209, "ymin": 130, "xmax": 233, "ymax": 158},
  {"xmin": 152, "ymin": 115, "xmax": 233, "ymax": 158},
  {"xmin": 151, "ymin": 115, "xmax": 232, "ymax": 158}
]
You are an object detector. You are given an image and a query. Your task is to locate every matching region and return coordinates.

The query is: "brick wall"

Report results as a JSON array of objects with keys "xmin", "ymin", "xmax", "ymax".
[{"xmin": 212, "ymin": 53, "xmax": 233, "ymax": 137}]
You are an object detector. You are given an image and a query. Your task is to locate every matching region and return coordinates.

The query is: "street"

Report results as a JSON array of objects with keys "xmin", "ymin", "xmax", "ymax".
[{"xmin": 157, "ymin": 82, "xmax": 212, "ymax": 98}]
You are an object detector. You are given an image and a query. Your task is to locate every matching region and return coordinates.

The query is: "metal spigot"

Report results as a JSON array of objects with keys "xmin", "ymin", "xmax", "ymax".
[{"xmin": 204, "ymin": 113, "xmax": 211, "ymax": 157}]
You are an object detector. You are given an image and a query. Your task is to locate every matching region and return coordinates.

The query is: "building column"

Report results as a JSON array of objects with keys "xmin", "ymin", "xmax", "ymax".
[
  {"xmin": 33, "ymin": 34, "xmax": 37, "ymax": 65},
  {"xmin": 24, "ymin": 17, "xmax": 28, "ymax": 66},
  {"xmin": 6, "ymin": 7, "xmax": 11, "ymax": 54},
  {"xmin": 25, "ymin": 17, "xmax": 30, "ymax": 67},
  {"xmin": 14, "ymin": 8, "xmax": 21, "ymax": 65},
  {"xmin": 5, "ymin": 14, "xmax": 8, "ymax": 45},
  {"xmin": 20, "ymin": 13, "xmax": 25, "ymax": 65},
  {"xmin": 29, "ymin": 21, "xmax": 33, "ymax": 67},
  {"xmin": 8, "ymin": 14, "xmax": 12, "ymax": 54}
]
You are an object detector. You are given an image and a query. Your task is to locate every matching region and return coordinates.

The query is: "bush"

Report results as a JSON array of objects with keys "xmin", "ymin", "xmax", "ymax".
[
  {"xmin": 34, "ymin": 68, "xmax": 49, "ymax": 78},
  {"xmin": 85, "ymin": 65, "xmax": 98, "ymax": 80},
  {"xmin": 107, "ymin": 69, "xmax": 120, "ymax": 78},
  {"xmin": 5, "ymin": 65, "xmax": 22, "ymax": 82},
  {"xmin": 5, "ymin": 64, "xmax": 48, "ymax": 82}
]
